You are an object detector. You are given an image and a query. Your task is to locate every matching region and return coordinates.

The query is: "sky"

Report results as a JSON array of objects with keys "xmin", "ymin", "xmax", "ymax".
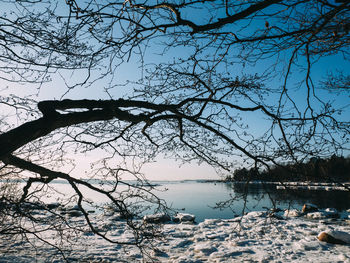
[{"xmin": 1, "ymin": 0, "xmax": 349, "ymax": 181}]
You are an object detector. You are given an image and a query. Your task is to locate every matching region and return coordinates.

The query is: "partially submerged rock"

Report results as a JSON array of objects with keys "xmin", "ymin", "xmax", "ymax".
[
  {"xmin": 173, "ymin": 213, "xmax": 196, "ymax": 223},
  {"xmin": 143, "ymin": 213, "xmax": 171, "ymax": 224},
  {"xmin": 284, "ymin": 209, "xmax": 301, "ymax": 218},
  {"xmin": 302, "ymin": 203, "xmax": 318, "ymax": 213},
  {"xmin": 301, "ymin": 206, "xmax": 340, "ymax": 220},
  {"xmin": 318, "ymin": 231, "xmax": 350, "ymax": 245}
]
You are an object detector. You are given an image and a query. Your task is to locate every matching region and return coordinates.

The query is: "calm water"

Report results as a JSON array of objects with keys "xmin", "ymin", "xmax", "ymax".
[
  {"xmin": 153, "ymin": 181, "xmax": 350, "ymax": 221},
  {"xmin": 4, "ymin": 180, "xmax": 350, "ymax": 222}
]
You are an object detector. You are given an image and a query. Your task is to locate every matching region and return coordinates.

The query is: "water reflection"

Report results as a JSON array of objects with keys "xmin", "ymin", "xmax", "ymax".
[
  {"xmin": 2, "ymin": 179, "xmax": 349, "ymax": 222},
  {"xmin": 155, "ymin": 181, "xmax": 350, "ymax": 221},
  {"xmin": 228, "ymin": 182, "xmax": 350, "ymax": 211}
]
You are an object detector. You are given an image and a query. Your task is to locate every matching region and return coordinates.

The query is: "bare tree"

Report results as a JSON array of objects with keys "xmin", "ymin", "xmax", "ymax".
[{"xmin": 0, "ymin": 0, "xmax": 349, "ymax": 260}]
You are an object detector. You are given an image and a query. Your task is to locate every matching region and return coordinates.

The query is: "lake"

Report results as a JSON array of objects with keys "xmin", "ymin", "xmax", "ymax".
[
  {"xmin": 3, "ymin": 179, "xmax": 350, "ymax": 222},
  {"xmin": 151, "ymin": 180, "xmax": 350, "ymax": 221}
]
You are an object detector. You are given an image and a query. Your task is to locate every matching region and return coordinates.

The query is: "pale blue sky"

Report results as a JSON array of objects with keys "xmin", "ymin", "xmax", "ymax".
[
  {"xmin": 33, "ymin": 50, "xmax": 349, "ymax": 181},
  {"xmin": 1, "ymin": 0, "xmax": 349, "ymax": 181}
]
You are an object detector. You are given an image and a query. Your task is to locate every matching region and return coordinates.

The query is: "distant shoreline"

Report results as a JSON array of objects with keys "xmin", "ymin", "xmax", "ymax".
[
  {"xmin": 1, "ymin": 178, "xmax": 349, "ymax": 191},
  {"xmin": 200, "ymin": 179, "xmax": 350, "ymax": 191}
]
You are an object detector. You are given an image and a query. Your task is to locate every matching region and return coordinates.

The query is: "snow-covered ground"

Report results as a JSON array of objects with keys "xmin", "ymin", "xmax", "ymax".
[{"xmin": 1, "ymin": 208, "xmax": 350, "ymax": 262}]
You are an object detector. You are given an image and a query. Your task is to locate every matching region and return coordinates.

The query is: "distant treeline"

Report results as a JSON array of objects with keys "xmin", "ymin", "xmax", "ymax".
[{"xmin": 226, "ymin": 155, "xmax": 350, "ymax": 183}]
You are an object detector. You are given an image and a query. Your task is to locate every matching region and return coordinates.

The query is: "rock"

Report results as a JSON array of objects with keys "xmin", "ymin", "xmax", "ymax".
[
  {"xmin": 302, "ymin": 203, "xmax": 318, "ymax": 213},
  {"xmin": 268, "ymin": 208, "xmax": 284, "ymax": 219},
  {"xmin": 173, "ymin": 213, "xmax": 196, "ymax": 223},
  {"xmin": 305, "ymin": 208, "xmax": 339, "ymax": 219},
  {"xmin": 324, "ymin": 208, "xmax": 339, "ymax": 218},
  {"xmin": 318, "ymin": 231, "xmax": 350, "ymax": 245},
  {"xmin": 109, "ymin": 212, "xmax": 133, "ymax": 221},
  {"xmin": 284, "ymin": 209, "xmax": 301, "ymax": 218},
  {"xmin": 306, "ymin": 212, "xmax": 327, "ymax": 219},
  {"xmin": 243, "ymin": 211, "xmax": 266, "ymax": 219},
  {"xmin": 143, "ymin": 213, "xmax": 171, "ymax": 224},
  {"xmin": 270, "ymin": 208, "xmax": 283, "ymax": 213}
]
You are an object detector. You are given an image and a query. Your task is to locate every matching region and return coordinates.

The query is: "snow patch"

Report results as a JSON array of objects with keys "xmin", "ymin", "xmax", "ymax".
[{"xmin": 2, "ymin": 208, "xmax": 350, "ymax": 262}]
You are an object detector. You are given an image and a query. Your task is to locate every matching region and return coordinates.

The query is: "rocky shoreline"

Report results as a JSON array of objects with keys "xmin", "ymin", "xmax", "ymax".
[{"xmin": 1, "ymin": 203, "xmax": 350, "ymax": 262}]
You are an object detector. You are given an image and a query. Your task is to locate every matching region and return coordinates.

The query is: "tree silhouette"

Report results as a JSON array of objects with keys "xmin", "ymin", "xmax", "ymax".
[{"xmin": 0, "ymin": 0, "xmax": 349, "ymax": 259}]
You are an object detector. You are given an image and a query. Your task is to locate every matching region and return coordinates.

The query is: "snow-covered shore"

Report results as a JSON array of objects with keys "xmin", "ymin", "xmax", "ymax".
[
  {"xmin": 1, "ymin": 206, "xmax": 350, "ymax": 262},
  {"xmin": 230, "ymin": 180, "xmax": 350, "ymax": 191}
]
